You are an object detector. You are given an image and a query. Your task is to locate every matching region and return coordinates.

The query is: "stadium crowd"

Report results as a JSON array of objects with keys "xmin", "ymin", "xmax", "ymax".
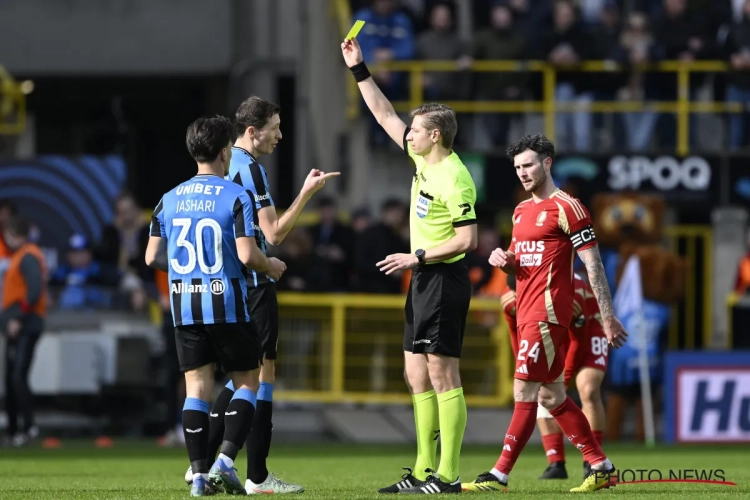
[{"xmin": 349, "ymin": 0, "xmax": 750, "ymax": 151}]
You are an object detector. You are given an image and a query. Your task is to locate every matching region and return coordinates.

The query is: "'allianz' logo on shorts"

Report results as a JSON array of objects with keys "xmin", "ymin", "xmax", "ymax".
[{"xmin": 172, "ymin": 279, "xmax": 226, "ymax": 296}]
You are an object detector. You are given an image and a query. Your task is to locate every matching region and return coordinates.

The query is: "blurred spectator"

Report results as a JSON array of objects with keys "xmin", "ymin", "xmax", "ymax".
[
  {"xmin": 351, "ymin": 207, "xmax": 373, "ymax": 234},
  {"xmin": 615, "ymin": 11, "xmax": 661, "ymax": 150},
  {"xmin": 355, "ymin": 199, "xmax": 409, "ymax": 293},
  {"xmin": 0, "ymin": 216, "xmax": 46, "ymax": 447},
  {"xmin": 734, "ymin": 230, "xmax": 750, "ymax": 293},
  {"xmin": 277, "ymin": 227, "xmax": 330, "ymax": 292},
  {"xmin": 0, "ymin": 200, "xmax": 18, "ymax": 299},
  {"xmin": 154, "ymin": 265, "xmax": 184, "ymax": 446},
  {"xmin": 416, "ymin": 3, "xmax": 470, "ymax": 101},
  {"xmin": 355, "ymin": 0, "xmax": 415, "ymax": 146},
  {"xmin": 309, "ymin": 197, "xmax": 353, "ymax": 291},
  {"xmin": 540, "ymin": 0, "xmax": 595, "ymax": 152},
  {"xmin": 472, "ymin": 3, "xmax": 528, "ymax": 147},
  {"xmin": 49, "ymin": 234, "xmax": 119, "ymax": 310},
  {"xmin": 650, "ymin": 0, "xmax": 713, "ymax": 148},
  {"xmin": 95, "ymin": 191, "xmax": 151, "ymax": 311},
  {"xmin": 589, "ymin": 2, "xmax": 628, "ymax": 149},
  {"xmin": 0, "ymin": 199, "xmax": 17, "ymax": 260},
  {"xmin": 466, "ymin": 224, "xmax": 507, "ymax": 297},
  {"xmin": 725, "ymin": 0, "xmax": 750, "ymax": 150},
  {"xmin": 506, "ymin": 0, "xmax": 552, "ymax": 49}
]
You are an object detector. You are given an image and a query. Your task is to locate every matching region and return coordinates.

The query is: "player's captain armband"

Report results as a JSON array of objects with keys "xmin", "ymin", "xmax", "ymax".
[{"xmin": 570, "ymin": 225, "xmax": 597, "ymax": 249}]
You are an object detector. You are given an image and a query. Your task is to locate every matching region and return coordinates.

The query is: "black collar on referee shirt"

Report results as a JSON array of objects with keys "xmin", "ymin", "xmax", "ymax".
[{"xmin": 232, "ymin": 146, "xmax": 257, "ymax": 162}]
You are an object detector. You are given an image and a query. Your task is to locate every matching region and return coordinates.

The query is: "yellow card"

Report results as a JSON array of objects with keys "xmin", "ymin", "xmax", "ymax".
[{"xmin": 346, "ymin": 20, "xmax": 365, "ymax": 40}]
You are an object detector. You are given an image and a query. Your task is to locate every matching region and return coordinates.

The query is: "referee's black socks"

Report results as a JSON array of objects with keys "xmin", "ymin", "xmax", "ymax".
[
  {"xmin": 207, "ymin": 381, "xmax": 235, "ymax": 461},
  {"xmin": 246, "ymin": 382, "xmax": 274, "ymax": 484},
  {"xmin": 183, "ymin": 398, "xmax": 210, "ymax": 475},
  {"xmin": 218, "ymin": 388, "xmax": 257, "ymax": 466}
]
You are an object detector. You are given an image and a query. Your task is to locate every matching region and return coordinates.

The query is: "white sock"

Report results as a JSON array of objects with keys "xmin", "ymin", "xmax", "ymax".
[
  {"xmin": 218, "ymin": 453, "xmax": 234, "ymax": 469},
  {"xmin": 591, "ymin": 459, "xmax": 613, "ymax": 471},
  {"xmin": 193, "ymin": 472, "xmax": 209, "ymax": 482},
  {"xmin": 490, "ymin": 468, "xmax": 508, "ymax": 484}
]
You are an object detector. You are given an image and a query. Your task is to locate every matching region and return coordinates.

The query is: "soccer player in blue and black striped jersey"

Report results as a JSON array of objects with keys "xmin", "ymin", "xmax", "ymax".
[
  {"xmin": 146, "ymin": 116, "xmax": 286, "ymax": 497},
  {"xmin": 184, "ymin": 96, "xmax": 338, "ymax": 494}
]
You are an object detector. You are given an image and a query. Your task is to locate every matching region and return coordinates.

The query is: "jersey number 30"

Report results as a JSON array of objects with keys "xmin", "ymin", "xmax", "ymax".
[{"xmin": 171, "ymin": 218, "xmax": 223, "ymax": 274}]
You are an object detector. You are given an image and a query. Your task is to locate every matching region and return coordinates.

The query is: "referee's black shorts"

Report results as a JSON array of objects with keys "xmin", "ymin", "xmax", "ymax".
[
  {"xmin": 403, "ymin": 259, "xmax": 471, "ymax": 358},
  {"xmin": 175, "ymin": 322, "xmax": 263, "ymax": 374},
  {"xmin": 245, "ymin": 283, "xmax": 279, "ymax": 360}
]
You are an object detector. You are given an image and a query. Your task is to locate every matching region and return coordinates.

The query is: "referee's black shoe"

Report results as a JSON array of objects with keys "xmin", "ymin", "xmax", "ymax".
[
  {"xmin": 401, "ymin": 469, "xmax": 461, "ymax": 494},
  {"xmin": 539, "ymin": 461, "xmax": 568, "ymax": 480},
  {"xmin": 378, "ymin": 467, "xmax": 424, "ymax": 494}
]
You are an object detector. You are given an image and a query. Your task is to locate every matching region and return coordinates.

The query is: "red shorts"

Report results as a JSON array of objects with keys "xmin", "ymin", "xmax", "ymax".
[
  {"xmin": 514, "ymin": 322, "xmax": 569, "ymax": 383},
  {"xmin": 564, "ymin": 332, "xmax": 609, "ymax": 385}
]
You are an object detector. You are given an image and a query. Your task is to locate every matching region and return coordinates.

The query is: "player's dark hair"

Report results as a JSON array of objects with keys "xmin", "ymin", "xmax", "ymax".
[
  {"xmin": 4, "ymin": 215, "xmax": 31, "ymax": 238},
  {"xmin": 410, "ymin": 103, "xmax": 458, "ymax": 149},
  {"xmin": 506, "ymin": 134, "xmax": 556, "ymax": 162},
  {"xmin": 235, "ymin": 96, "xmax": 281, "ymax": 137},
  {"xmin": 186, "ymin": 116, "xmax": 236, "ymax": 163}
]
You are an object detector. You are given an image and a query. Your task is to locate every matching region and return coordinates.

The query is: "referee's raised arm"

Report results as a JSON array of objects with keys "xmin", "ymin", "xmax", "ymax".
[{"xmin": 341, "ymin": 38, "xmax": 408, "ymax": 149}]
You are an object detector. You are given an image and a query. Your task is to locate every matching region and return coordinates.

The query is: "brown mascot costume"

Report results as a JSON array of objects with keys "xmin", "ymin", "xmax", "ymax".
[{"xmin": 590, "ymin": 193, "xmax": 686, "ymax": 441}]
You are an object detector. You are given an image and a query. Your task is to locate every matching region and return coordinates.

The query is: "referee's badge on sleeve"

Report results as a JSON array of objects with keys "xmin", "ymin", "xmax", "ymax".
[{"xmin": 416, "ymin": 191, "xmax": 432, "ymax": 218}]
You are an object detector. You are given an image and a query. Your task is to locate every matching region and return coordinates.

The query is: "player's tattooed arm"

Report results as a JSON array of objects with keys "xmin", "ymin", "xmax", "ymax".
[{"xmin": 577, "ymin": 246, "xmax": 614, "ymax": 321}]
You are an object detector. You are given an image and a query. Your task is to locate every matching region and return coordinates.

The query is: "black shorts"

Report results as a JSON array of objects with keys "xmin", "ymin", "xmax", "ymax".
[
  {"xmin": 175, "ymin": 322, "xmax": 262, "ymax": 373},
  {"xmin": 404, "ymin": 259, "xmax": 471, "ymax": 358},
  {"xmin": 246, "ymin": 283, "xmax": 279, "ymax": 360}
]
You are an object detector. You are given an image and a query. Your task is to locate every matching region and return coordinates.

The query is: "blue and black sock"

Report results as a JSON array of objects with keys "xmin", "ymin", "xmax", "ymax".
[
  {"xmin": 182, "ymin": 398, "xmax": 210, "ymax": 474},
  {"xmin": 246, "ymin": 382, "xmax": 274, "ymax": 484},
  {"xmin": 206, "ymin": 380, "xmax": 235, "ymax": 462},
  {"xmin": 219, "ymin": 387, "xmax": 257, "ymax": 462}
]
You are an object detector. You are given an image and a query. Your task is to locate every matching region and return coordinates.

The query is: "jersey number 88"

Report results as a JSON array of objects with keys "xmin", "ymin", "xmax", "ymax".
[{"xmin": 171, "ymin": 218, "xmax": 223, "ymax": 275}]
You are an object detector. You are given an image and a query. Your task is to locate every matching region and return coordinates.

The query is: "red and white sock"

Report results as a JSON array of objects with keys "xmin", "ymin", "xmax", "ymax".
[
  {"xmin": 492, "ymin": 402, "xmax": 537, "ymax": 480},
  {"xmin": 550, "ymin": 397, "xmax": 609, "ymax": 468},
  {"xmin": 541, "ymin": 432, "xmax": 566, "ymax": 464}
]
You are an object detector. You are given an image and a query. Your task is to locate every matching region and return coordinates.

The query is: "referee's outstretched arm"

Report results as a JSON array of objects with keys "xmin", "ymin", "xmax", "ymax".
[{"xmin": 341, "ymin": 38, "xmax": 408, "ymax": 150}]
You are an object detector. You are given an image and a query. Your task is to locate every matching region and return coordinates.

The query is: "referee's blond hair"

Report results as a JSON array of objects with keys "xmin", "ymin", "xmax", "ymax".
[{"xmin": 410, "ymin": 103, "xmax": 458, "ymax": 149}]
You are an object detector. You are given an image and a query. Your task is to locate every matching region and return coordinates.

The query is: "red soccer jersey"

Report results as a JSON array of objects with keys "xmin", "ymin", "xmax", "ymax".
[
  {"xmin": 566, "ymin": 274, "xmax": 608, "ymax": 382},
  {"xmin": 500, "ymin": 286, "xmax": 519, "ymax": 357},
  {"xmin": 510, "ymin": 190, "xmax": 597, "ymax": 329}
]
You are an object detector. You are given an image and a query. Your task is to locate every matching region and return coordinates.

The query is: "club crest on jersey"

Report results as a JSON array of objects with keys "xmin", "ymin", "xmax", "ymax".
[{"xmin": 536, "ymin": 211, "xmax": 547, "ymax": 226}]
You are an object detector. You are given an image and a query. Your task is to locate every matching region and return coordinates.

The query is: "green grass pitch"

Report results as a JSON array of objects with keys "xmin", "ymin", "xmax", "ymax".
[{"xmin": 0, "ymin": 442, "xmax": 747, "ymax": 498}]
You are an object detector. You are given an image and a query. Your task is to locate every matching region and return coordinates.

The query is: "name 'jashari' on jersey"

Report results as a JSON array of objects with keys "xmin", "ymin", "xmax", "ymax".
[{"xmin": 150, "ymin": 174, "xmax": 257, "ymax": 327}]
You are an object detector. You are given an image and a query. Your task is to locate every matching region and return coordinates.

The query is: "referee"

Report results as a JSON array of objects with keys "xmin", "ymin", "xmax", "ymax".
[{"xmin": 341, "ymin": 38, "xmax": 477, "ymax": 494}]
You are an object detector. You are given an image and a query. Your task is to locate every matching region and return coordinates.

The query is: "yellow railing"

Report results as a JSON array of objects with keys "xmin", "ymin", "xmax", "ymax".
[
  {"xmin": 266, "ymin": 226, "xmax": 711, "ymax": 406},
  {"xmin": 665, "ymin": 225, "xmax": 712, "ymax": 349},
  {"xmin": 0, "ymin": 64, "xmax": 26, "ymax": 135},
  {"xmin": 346, "ymin": 59, "xmax": 741, "ymax": 155},
  {"xmin": 273, "ymin": 293, "xmax": 514, "ymax": 407}
]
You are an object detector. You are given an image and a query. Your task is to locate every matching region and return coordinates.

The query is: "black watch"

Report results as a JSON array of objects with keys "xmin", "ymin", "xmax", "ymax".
[{"xmin": 415, "ymin": 249, "xmax": 426, "ymax": 265}]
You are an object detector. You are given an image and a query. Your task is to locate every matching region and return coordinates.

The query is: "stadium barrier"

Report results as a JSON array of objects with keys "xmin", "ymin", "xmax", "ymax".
[
  {"xmin": 273, "ymin": 293, "xmax": 514, "ymax": 407},
  {"xmin": 269, "ymin": 222, "xmax": 710, "ymax": 407},
  {"xmin": 340, "ymin": 55, "xmax": 741, "ymax": 156}
]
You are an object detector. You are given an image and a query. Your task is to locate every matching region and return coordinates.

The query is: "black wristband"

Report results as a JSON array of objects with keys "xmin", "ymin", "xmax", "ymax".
[{"xmin": 349, "ymin": 61, "xmax": 371, "ymax": 83}]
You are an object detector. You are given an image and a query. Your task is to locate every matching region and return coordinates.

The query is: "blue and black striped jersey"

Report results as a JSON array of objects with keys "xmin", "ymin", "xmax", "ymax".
[
  {"xmin": 150, "ymin": 174, "xmax": 256, "ymax": 326},
  {"xmin": 228, "ymin": 146, "xmax": 275, "ymax": 287}
]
